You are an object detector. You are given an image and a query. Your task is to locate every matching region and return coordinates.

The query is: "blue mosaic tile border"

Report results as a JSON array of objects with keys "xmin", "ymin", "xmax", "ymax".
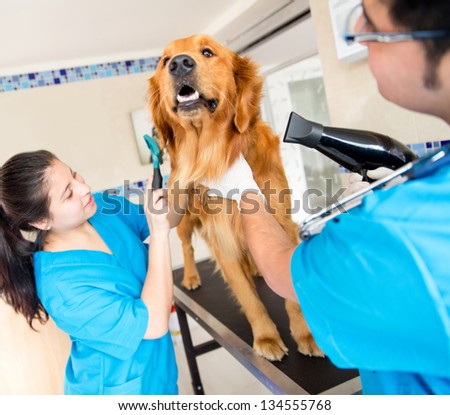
[
  {"xmin": 408, "ymin": 140, "xmax": 450, "ymax": 157},
  {"xmin": 102, "ymin": 175, "xmax": 169, "ymax": 196},
  {"xmin": 0, "ymin": 56, "xmax": 160, "ymax": 93}
]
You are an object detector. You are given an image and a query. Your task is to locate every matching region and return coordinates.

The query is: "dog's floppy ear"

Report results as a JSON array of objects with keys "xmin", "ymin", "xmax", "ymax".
[
  {"xmin": 233, "ymin": 54, "xmax": 263, "ymax": 134},
  {"xmin": 148, "ymin": 74, "xmax": 174, "ymax": 149}
]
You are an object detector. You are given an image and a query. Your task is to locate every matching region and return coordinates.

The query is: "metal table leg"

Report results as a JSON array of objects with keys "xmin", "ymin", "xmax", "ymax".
[{"xmin": 175, "ymin": 304, "xmax": 221, "ymax": 394}]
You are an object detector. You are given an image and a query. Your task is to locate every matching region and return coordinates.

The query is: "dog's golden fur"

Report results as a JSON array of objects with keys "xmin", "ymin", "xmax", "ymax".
[{"xmin": 149, "ymin": 34, "xmax": 322, "ymax": 360}]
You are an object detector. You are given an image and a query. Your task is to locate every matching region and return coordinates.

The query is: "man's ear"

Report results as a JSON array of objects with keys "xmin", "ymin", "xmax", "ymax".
[{"xmin": 29, "ymin": 219, "xmax": 52, "ymax": 231}]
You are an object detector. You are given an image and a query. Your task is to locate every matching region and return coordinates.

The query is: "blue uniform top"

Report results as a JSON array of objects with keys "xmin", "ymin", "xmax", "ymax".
[
  {"xmin": 33, "ymin": 194, "xmax": 178, "ymax": 395},
  {"xmin": 291, "ymin": 165, "xmax": 450, "ymax": 394}
]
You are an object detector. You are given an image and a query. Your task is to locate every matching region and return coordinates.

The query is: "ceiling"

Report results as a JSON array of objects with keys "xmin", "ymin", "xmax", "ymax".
[{"xmin": 0, "ymin": 0, "xmax": 311, "ymax": 77}]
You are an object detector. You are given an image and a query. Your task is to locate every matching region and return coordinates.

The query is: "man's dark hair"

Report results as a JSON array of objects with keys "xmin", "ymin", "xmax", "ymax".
[{"xmin": 387, "ymin": 0, "xmax": 450, "ymax": 87}]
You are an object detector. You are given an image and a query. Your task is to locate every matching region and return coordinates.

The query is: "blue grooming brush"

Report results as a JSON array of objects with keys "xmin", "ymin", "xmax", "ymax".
[{"xmin": 143, "ymin": 134, "xmax": 163, "ymax": 189}]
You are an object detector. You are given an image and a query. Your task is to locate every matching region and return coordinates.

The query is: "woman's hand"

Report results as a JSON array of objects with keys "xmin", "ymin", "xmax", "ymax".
[{"xmin": 144, "ymin": 175, "xmax": 170, "ymax": 235}]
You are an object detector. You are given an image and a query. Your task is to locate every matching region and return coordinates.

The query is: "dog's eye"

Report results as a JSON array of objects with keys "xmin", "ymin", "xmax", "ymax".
[
  {"xmin": 162, "ymin": 56, "xmax": 170, "ymax": 67},
  {"xmin": 202, "ymin": 48, "xmax": 214, "ymax": 58}
]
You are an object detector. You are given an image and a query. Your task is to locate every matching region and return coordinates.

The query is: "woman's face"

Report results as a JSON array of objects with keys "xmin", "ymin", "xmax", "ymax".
[{"xmin": 45, "ymin": 159, "xmax": 96, "ymax": 233}]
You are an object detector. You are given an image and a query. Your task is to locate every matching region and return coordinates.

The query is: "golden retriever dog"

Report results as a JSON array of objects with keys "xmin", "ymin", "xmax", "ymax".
[{"xmin": 149, "ymin": 34, "xmax": 322, "ymax": 360}]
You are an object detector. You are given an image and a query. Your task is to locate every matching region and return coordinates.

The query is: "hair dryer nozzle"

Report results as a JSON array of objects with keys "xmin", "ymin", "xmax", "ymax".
[{"xmin": 283, "ymin": 112, "xmax": 324, "ymax": 148}]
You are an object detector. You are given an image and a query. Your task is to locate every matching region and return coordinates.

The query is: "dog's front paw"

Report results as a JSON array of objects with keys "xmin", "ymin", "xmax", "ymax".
[
  {"xmin": 254, "ymin": 337, "xmax": 288, "ymax": 361},
  {"xmin": 296, "ymin": 334, "xmax": 325, "ymax": 358},
  {"xmin": 181, "ymin": 274, "xmax": 202, "ymax": 290}
]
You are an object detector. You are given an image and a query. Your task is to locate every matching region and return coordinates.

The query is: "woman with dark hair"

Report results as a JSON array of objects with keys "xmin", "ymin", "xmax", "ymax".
[{"xmin": 0, "ymin": 150, "xmax": 178, "ymax": 394}]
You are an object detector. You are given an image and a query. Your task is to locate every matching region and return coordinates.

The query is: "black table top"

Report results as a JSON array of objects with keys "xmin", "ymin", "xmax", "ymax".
[{"xmin": 173, "ymin": 259, "xmax": 360, "ymax": 395}]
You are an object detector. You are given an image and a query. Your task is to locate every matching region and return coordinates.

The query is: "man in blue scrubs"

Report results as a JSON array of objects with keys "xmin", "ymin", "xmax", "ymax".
[{"xmin": 203, "ymin": 0, "xmax": 450, "ymax": 394}]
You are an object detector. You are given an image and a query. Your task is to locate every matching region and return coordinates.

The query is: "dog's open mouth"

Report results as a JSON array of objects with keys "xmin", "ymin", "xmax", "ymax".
[{"xmin": 174, "ymin": 85, "xmax": 218, "ymax": 114}]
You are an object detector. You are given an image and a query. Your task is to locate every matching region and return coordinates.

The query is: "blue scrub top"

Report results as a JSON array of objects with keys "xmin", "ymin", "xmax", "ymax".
[
  {"xmin": 291, "ymin": 165, "xmax": 450, "ymax": 394},
  {"xmin": 34, "ymin": 194, "xmax": 178, "ymax": 395}
]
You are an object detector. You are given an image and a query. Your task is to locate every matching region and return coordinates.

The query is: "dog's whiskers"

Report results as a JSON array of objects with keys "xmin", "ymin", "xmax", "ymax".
[
  {"xmin": 148, "ymin": 87, "xmax": 172, "ymax": 121},
  {"xmin": 210, "ymin": 83, "xmax": 236, "ymax": 112}
]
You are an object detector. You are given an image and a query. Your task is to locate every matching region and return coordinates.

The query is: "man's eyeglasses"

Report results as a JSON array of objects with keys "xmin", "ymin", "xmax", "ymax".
[{"xmin": 344, "ymin": 3, "xmax": 450, "ymax": 45}]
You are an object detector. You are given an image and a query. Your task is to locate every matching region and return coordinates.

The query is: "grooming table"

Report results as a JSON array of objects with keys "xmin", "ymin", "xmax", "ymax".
[{"xmin": 173, "ymin": 260, "xmax": 361, "ymax": 395}]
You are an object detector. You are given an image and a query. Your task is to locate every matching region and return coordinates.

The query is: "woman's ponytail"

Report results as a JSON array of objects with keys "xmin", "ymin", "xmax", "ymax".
[{"xmin": 0, "ymin": 150, "xmax": 55, "ymax": 328}]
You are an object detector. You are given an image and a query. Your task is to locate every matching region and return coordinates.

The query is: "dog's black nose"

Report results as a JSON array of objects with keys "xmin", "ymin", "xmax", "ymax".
[{"xmin": 169, "ymin": 54, "xmax": 196, "ymax": 77}]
